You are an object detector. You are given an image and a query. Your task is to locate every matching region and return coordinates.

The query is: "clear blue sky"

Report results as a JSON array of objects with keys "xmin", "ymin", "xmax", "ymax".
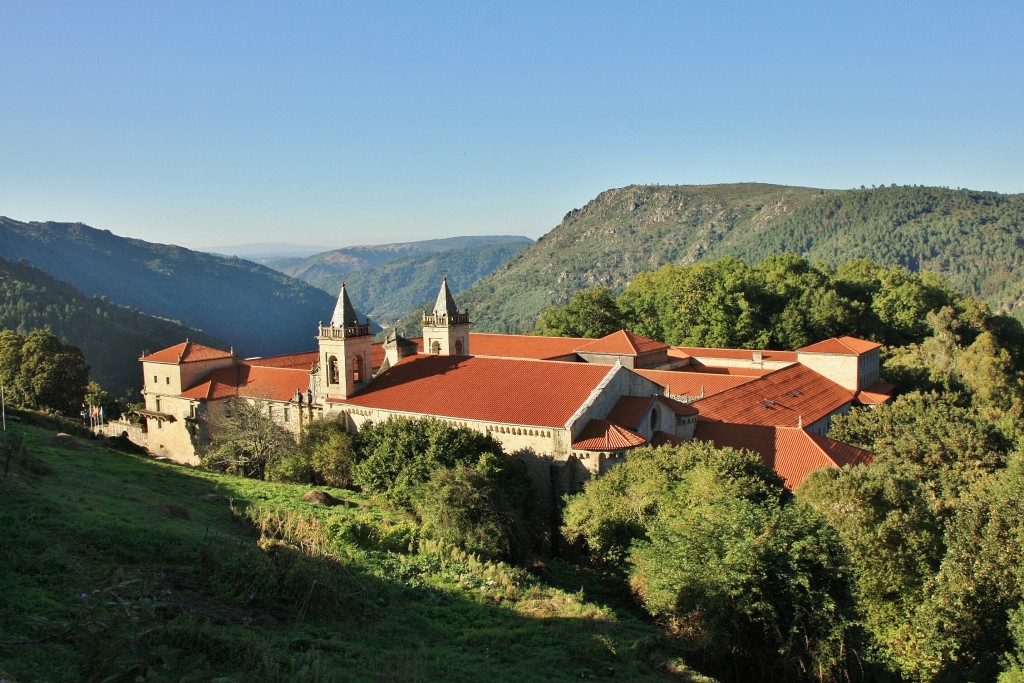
[{"xmin": 1, "ymin": 1, "xmax": 1021, "ymax": 249}]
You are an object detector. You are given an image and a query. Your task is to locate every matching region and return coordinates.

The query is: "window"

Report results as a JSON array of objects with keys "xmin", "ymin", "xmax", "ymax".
[
  {"xmin": 283, "ymin": 406, "xmax": 290, "ymax": 422},
  {"xmin": 153, "ymin": 375, "xmax": 157, "ymax": 383},
  {"xmin": 430, "ymin": 340, "xmax": 441, "ymax": 354},
  {"xmin": 650, "ymin": 408, "xmax": 660, "ymax": 432},
  {"xmin": 352, "ymin": 355, "xmax": 364, "ymax": 384},
  {"xmin": 165, "ymin": 377, "xmax": 170, "ymax": 385},
  {"xmin": 454, "ymin": 339, "xmax": 464, "ymax": 355},
  {"xmin": 327, "ymin": 355, "xmax": 339, "ymax": 384}
]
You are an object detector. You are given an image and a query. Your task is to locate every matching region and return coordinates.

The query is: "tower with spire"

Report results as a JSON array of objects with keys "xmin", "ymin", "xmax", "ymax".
[
  {"xmin": 317, "ymin": 283, "xmax": 374, "ymax": 400},
  {"xmin": 421, "ymin": 275, "xmax": 470, "ymax": 356}
]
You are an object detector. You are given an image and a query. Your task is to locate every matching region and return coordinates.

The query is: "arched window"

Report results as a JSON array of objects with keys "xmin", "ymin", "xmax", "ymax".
[
  {"xmin": 430, "ymin": 340, "xmax": 441, "ymax": 354},
  {"xmin": 328, "ymin": 355, "xmax": 339, "ymax": 384},
  {"xmin": 352, "ymin": 355, "xmax": 364, "ymax": 384},
  {"xmin": 650, "ymin": 407, "xmax": 661, "ymax": 432},
  {"xmin": 454, "ymin": 339, "xmax": 464, "ymax": 355}
]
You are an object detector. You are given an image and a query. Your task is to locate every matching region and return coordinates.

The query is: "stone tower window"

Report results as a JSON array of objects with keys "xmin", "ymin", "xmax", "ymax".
[
  {"xmin": 454, "ymin": 339, "xmax": 463, "ymax": 355},
  {"xmin": 430, "ymin": 340, "xmax": 441, "ymax": 354},
  {"xmin": 328, "ymin": 355, "xmax": 339, "ymax": 384},
  {"xmin": 352, "ymin": 355, "xmax": 364, "ymax": 384}
]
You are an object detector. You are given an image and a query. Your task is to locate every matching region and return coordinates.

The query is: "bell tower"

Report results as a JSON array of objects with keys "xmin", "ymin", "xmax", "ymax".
[
  {"xmin": 421, "ymin": 275, "xmax": 470, "ymax": 356},
  {"xmin": 317, "ymin": 283, "xmax": 373, "ymax": 400}
]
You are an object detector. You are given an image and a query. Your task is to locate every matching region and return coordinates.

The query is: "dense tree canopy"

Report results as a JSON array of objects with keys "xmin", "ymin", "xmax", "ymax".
[
  {"xmin": 0, "ymin": 328, "xmax": 89, "ymax": 415},
  {"xmin": 563, "ymin": 444, "xmax": 857, "ymax": 682}
]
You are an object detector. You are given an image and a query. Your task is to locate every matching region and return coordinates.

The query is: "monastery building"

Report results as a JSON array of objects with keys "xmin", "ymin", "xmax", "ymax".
[{"xmin": 137, "ymin": 278, "xmax": 891, "ymax": 501}]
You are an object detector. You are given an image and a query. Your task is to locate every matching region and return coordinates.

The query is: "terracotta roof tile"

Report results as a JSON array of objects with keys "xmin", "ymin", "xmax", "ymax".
[
  {"xmin": 674, "ymin": 346, "xmax": 798, "ymax": 362},
  {"xmin": 658, "ymin": 395, "xmax": 700, "ymax": 417},
  {"xmin": 797, "ymin": 336, "xmax": 882, "ymax": 355},
  {"xmin": 141, "ymin": 342, "xmax": 233, "ymax": 364},
  {"xmin": 336, "ymin": 355, "xmax": 614, "ymax": 428},
  {"xmin": 694, "ymin": 364, "xmax": 854, "ymax": 427},
  {"xmin": 605, "ymin": 396, "xmax": 656, "ymax": 430},
  {"xmin": 181, "ymin": 364, "xmax": 310, "ymax": 402},
  {"xmin": 635, "ymin": 368, "xmax": 759, "ymax": 398},
  {"xmin": 856, "ymin": 380, "xmax": 896, "ymax": 405},
  {"xmin": 694, "ymin": 422, "xmax": 873, "ymax": 490},
  {"xmin": 679, "ymin": 366, "xmax": 773, "ymax": 376},
  {"xmin": 572, "ymin": 420, "xmax": 646, "ymax": 451},
  {"xmin": 468, "ymin": 333, "xmax": 585, "ymax": 360},
  {"xmin": 245, "ymin": 351, "xmax": 318, "ymax": 370},
  {"xmin": 575, "ymin": 329, "xmax": 668, "ymax": 356}
]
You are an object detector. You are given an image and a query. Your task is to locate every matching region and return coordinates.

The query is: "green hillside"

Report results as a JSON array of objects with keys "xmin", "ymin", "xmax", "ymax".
[
  {"xmin": 450, "ymin": 184, "xmax": 1024, "ymax": 333},
  {"xmin": 0, "ymin": 257, "xmax": 225, "ymax": 394},
  {"xmin": 331, "ymin": 241, "xmax": 530, "ymax": 325},
  {"xmin": 269, "ymin": 235, "xmax": 533, "ymax": 293},
  {"xmin": 0, "ymin": 423, "xmax": 704, "ymax": 682},
  {"xmin": 0, "ymin": 217, "xmax": 336, "ymax": 357}
]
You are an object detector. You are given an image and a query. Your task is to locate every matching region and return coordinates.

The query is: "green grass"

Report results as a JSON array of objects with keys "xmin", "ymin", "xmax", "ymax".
[{"xmin": 0, "ymin": 424, "xmax": 712, "ymax": 682}]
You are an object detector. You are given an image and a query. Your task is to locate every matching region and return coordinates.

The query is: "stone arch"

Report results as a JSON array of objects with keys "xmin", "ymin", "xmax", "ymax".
[
  {"xmin": 454, "ymin": 339, "xmax": 464, "ymax": 355},
  {"xmin": 352, "ymin": 355, "xmax": 364, "ymax": 384},
  {"xmin": 328, "ymin": 355, "xmax": 339, "ymax": 385},
  {"xmin": 430, "ymin": 340, "xmax": 441, "ymax": 354}
]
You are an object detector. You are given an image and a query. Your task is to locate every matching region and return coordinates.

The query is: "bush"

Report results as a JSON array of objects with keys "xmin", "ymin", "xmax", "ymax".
[{"xmin": 413, "ymin": 454, "xmax": 536, "ymax": 562}]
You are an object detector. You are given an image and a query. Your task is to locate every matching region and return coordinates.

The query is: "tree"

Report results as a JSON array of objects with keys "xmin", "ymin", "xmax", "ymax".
[
  {"xmin": 799, "ymin": 460, "xmax": 943, "ymax": 669},
  {"xmin": 563, "ymin": 443, "xmax": 857, "ymax": 682},
  {"xmin": 204, "ymin": 397, "xmax": 296, "ymax": 480},
  {"xmin": 2, "ymin": 328, "xmax": 89, "ymax": 415},
  {"xmin": 532, "ymin": 287, "xmax": 623, "ymax": 338},
  {"xmin": 562, "ymin": 442, "xmax": 786, "ymax": 564},
  {"xmin": 413, "ymin": 453, "xmax": 536, "ymax": 562},
  {"xmin": 892, "ymin": 455, "xmax": 1024, "ymax": 681},
  {"xmin": 828, "ymin": 392, "xmax": 1012, "ymax": 513},
  {"xmin": 302, "ymin": 418, "xmax": 357, "ymax": 488},
  {"xmin": 352, "ymin": 417, "xmax": 505, "ymax": 507},
  {"xmin": 630, "ymin": 496, "xmax": 858, "ymax": 682}
]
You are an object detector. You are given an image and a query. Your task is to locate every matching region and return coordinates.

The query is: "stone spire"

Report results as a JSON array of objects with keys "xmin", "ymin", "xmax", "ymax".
[
  {"xmin": 330, "ymin": 283, "xmax": 361, "ymax": 328},
  {"xmin": 433, "ymin": 275, "xmax": 460, "ymax": 317}
]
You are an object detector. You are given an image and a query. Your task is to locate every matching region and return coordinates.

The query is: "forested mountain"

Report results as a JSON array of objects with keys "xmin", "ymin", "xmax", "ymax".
[
  {"xmin": 342, "ymin": 241, "xmax": 531, "ymax": 326},
  {"xmin": 0, "ymin": 217, "xmax": 335, "ymax": 357},
  {"xmin": 449, "ymin": 184, "xmax": 1024, "ymax": 333},
  {"xmin": 267, "ymin": 235, "xmax": 533, "ymax": 293},
  {"xmin": 0, "ymin": 257, "xmax": 225, "ymax": 394}
]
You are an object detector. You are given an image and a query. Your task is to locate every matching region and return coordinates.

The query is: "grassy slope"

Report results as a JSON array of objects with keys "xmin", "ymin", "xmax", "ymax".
[{"xmin": 0, "ymin": 424, "xmax": 708, "ymax": 682}]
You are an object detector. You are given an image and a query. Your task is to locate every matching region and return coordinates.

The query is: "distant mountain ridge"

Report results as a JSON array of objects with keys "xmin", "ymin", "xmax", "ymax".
[
  {"xmin": 267, "ymin": 235, "xmax": 533, "ymax": 291},
  {"xmin": 0, "ymin": 216, "xmax": 336, "ymax": 357},
  {"xmin": 0, "ymin": 256, "xmax": 225, "ymax": 394},
  {"xmin": 448, "ymin": 184, "xmax": 1024, "ymax": 334}
]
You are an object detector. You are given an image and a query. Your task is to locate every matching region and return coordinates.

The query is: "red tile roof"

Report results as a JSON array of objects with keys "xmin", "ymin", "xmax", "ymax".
[
  {"xmin": 468, "ymin": 333, "xmax": 585, "ymax": 360},
  {"xmin": 635, "ymin": 368, "xmax": 759, "ymax": 398},
  {"xmin": 335, "ymin": 355, "xmax": 614, "ymax": 428},
  {"xmin": 245, "ymin": 351, "xmax": 318, "ymax": 370},
  {"xmin": 797, "ymin": 336, "xmax": 882, "ymax": 355},
  {"xmin": 658, "ymin": 395, "xmax": 700, "ymax": 417},
  {"xmin": 575, "ymin": 330, "xmax": 668, "ymax": 356},
  {"xmin": 694, "ymin": 364, "xmax": 854, "ymax": 428},
  {"xmin": 572, "ymin": 420, "xmax": 647, "ymax": 451},
  {"xmin": 141, "ymin": 342, "xmax": 233, "ymax": 364},
  {"xmin": 679, "ymin": 365, "xmax": 773, "ymax": 376},
  {"xmin": 181, "ymin": 364, "xmax": 310, "ymax": 402},
  {"xmin": 856, "ymin": 380, "xmax": 896, "ymax": 405},
  {"xmin": 674, "ymin": 346, "xmax": 798, "ymax": 362},
  {"xmin": 605, "ymin": 396, "xmax": 656, "ymax": 430},
  {"xmin": 694, "ymin": 422, "xmax": 873, "ymax": 490}
]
